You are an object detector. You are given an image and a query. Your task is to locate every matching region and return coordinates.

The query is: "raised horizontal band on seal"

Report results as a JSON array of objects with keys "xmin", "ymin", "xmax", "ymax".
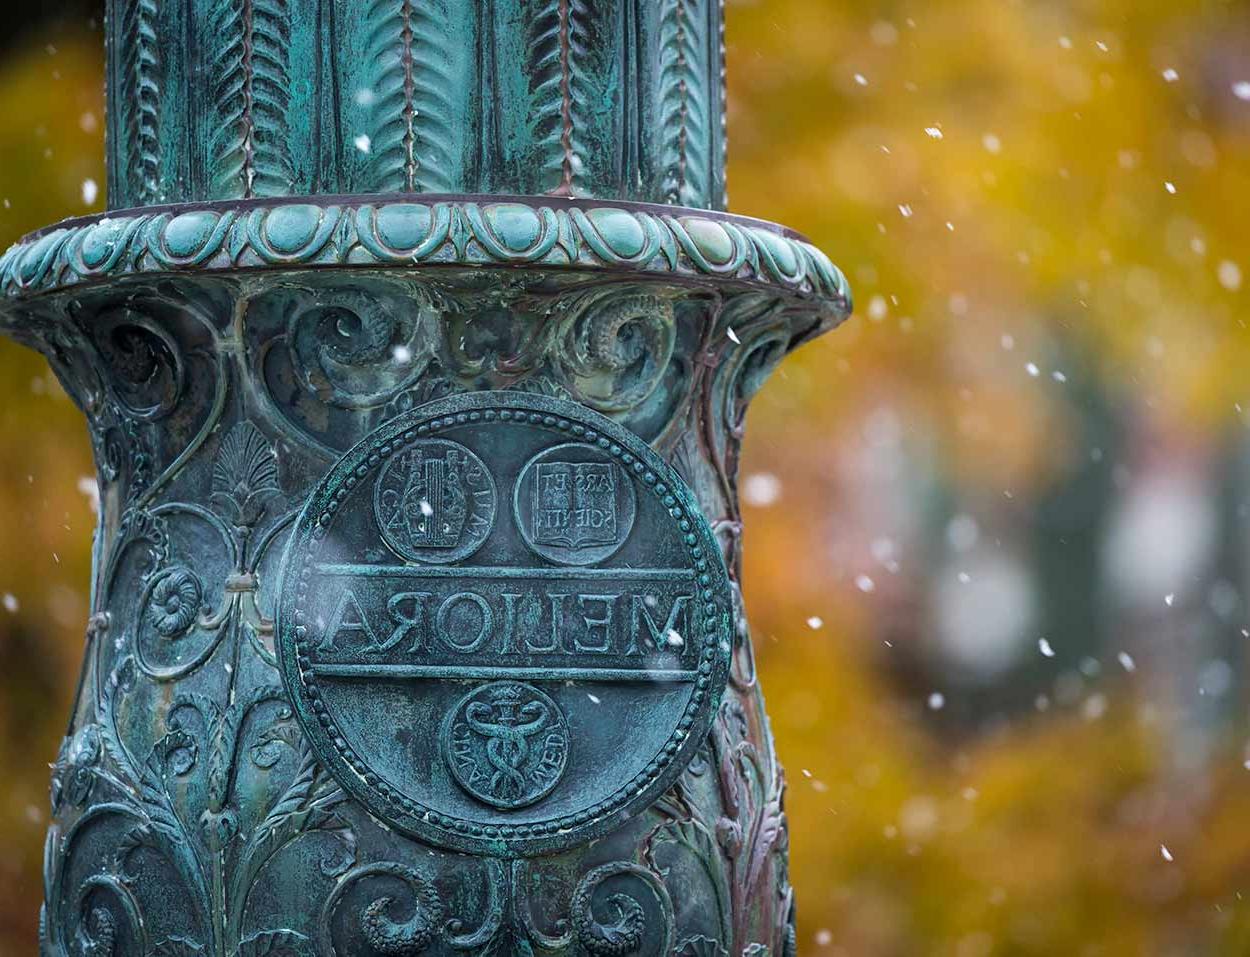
[
  {"xmin": 309, "ymin": 664, "xmax": 698, "ymax": 682},
  {"xmin": 314, "ymin": 563, "xmax": 695, "ymax": 581}
]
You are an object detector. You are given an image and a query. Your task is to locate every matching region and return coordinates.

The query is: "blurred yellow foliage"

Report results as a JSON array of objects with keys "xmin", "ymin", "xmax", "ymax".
[{"xmin": 0, "ymin": 3, "xmax": 1248, "ymax": 953}]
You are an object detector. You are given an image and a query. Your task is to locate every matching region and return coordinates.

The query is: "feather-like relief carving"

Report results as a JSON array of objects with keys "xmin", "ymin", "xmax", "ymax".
[
  {"xmin": 249, "ymin": 0, "xmax": 296, "ymax": 196},
  {"xmin": 658, "ymin": 0, "xmax": 713, "ymax": 206},
  {"xmin": 409, "ymin": 0, "xmax": 459, "ymax": 192},
  {"xmin": 210, "ymin": 421, "xmax": 279, "ymax": 527},
  {"xmin": 362, "ymin": 0, "xmax": 413, "ymax": 192},
  {"xmin": 120, "ymin": 0, "xmax": 161, "ymax": 204},
  {"xmin": 563, "ymin": 0, "xmax": 595, "ymax": 195},
  {"xmin": 206, "ymin": 0, "xmax": 294, "ymax": 199},
  {"xmin": 524, "ymin": 0, "xmax": 566, "ymax": 191},
  {"xmin": 207, "ymin": 0, "xmax": 249, "ymax": 198},
  {"xmin": 525, "ymin": 0, "xmax": 593, "ymax": 195}
]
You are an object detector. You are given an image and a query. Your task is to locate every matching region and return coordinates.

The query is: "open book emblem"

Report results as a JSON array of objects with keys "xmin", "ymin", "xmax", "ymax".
[{"xmin": 531, "ymin": 461, "xmax": 619, "ymax": 550}]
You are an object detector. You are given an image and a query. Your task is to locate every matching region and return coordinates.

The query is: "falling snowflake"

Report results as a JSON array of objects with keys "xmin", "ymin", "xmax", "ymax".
[
  {"xmin": 1083, "ymin": 694, "xmax": 1108, "ymax": 721},
  {"xmin": 1038, "ymin": 638, "xmax": 1055, "ymax": 658},
  {"xmin": 1217, "ymin": 260, "xmax": 1242, "ymax": 292},
  {"xmin": 76, "ymin": 476, "xmax": 100, "ymax": 515},
  {"xmin": 742, "ymin": 472, "xmax": 782, "ymax": 507}
]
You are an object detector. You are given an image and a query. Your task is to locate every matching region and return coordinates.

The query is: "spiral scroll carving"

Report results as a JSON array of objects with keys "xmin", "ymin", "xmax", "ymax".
[
  {"xmin": 286, "ymin": 289, "xmax": 437, "ymax": 410},
  {"xmin": 570, "ymin": 862, "xmax": 674, "ymax": 957},
  {"xmin": 557, "ymin": 293, "xmax": 677, "ymax": 414},
  {"xmin": 321, "ymin": 863, "xmax": 444, "ymax": 956},
  {"xmin": 93, "ymin": 307, "xmax": 186, "ymax": 420}
]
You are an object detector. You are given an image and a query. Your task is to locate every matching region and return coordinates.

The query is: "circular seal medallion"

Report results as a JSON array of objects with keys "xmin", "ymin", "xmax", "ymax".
[
  {"xmin": 373, "ymin": 438, "xmax": 496, "ymax": 563},
  {"xmin": 443, "ymin": 681, "xmax": 569, "ymax": 809},
  {"xmin": 276, "ymin": 391, "xmax": 734, "ymax": 856}
]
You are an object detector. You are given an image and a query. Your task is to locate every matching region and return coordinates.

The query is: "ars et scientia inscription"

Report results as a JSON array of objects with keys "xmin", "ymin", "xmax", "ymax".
[{"xmin": 276, "ymin": 392, "xmax": 734, "ymax": 856}]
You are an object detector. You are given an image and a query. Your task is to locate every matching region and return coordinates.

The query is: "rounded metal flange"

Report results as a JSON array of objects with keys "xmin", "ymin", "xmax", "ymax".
[
  {"xmin": 0, "ymin": 194, "xmax": 851, "ymax": 320},
  {"xmin": 275, "ymin": 390, "xmax": 735, "ymax": 856}
]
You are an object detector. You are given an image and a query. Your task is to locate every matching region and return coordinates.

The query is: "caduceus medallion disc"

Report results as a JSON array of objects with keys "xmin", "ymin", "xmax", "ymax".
[{"xmin": 276, "ymin": 391, "xmax": 733, "ymax": 856}]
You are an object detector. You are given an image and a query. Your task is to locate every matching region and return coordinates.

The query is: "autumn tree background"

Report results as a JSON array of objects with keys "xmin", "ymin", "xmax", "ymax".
[{"xmin": 1, "ymin": 1, "xmax": 1249, "ymax": 953}]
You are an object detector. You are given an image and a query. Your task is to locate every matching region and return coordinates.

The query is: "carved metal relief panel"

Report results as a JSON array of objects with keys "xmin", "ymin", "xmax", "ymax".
[
  {"xmin": 104, "ymin": 0, "xmax": 728, "ymax": 209},
  {"xmin": 14, "ymin": 268, "xmax": 819, "ymax": 957},
  {"xmin": 10, "ymin": 0, "xmax": 850, "ymax": 946}
]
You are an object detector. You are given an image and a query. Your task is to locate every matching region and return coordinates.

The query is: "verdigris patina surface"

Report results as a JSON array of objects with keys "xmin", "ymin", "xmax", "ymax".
[
  {"xmin": 279, "ymin": 393, "xmax": 735, "ymax": 861},
  {"xmin": 0, "ymin": 3, "xmax": 851, "ymax": 955}
]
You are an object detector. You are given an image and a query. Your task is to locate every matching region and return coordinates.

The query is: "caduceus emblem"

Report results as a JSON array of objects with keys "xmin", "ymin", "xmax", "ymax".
[
  {"xmin": 444, "ymin": 682, "xmax": 570, "ymax": 810},
  {"xmin": 467, "ymin": 685, "xmax": 550, "ymax": 799}
]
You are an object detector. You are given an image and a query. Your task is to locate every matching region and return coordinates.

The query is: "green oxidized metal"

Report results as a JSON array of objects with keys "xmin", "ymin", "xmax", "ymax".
[
  {"xmin": 0, "ymin": 2, "xmax": 851, "ymax": 955},
  {"xmin": 278, "ymin": 392, "xmax": 735, "ymax": 859}
]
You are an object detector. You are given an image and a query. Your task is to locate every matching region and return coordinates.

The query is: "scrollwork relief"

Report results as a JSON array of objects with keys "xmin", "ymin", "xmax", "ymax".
[
  {"xmin": 555, "ymin": 291, "xmax": 676, "ymax": 414},
  {"xmin": 284, "ymin": 289, "xmax": 438, "ymax": 411},
  {"xmin": 645, "ymin": 696, "xmax": 793, "ymax": 957},
  {"xmin": 26, "ymin": 266, "xmax": 807, "ymax": 956},
  {"xmin": 92, "ymin": 306, "xmax": 186, "ymax": 420}
]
